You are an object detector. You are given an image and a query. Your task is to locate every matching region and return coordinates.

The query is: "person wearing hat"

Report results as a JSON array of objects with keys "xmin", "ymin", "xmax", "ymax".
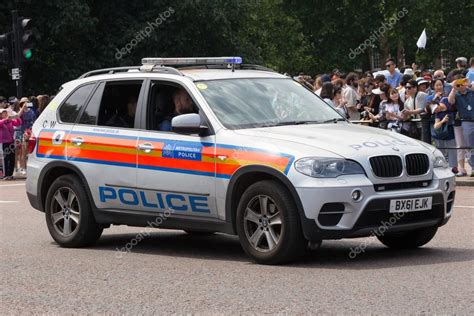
[
  {"xmin": 448, "ymin": 75, "xmax": 474, "ymax": 176},
  {"xmin": 416, "ymin": 77, "xmax": 431, "ymax": 95},
  {"xmin": 0, "ymin": 107, "xmax": 23, "ymax": 180}
]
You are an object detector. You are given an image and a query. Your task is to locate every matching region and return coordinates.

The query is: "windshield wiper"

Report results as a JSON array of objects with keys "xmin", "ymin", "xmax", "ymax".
[
  {"xmin": 256, "ymin": 119, "xmax": 344, "ymax": 128},
  {"xmin": 317, "ymin": 118, "xmax": 346, "ymax": 124}
]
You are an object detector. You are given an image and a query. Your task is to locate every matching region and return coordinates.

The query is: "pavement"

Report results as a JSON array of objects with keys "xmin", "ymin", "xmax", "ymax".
[{"xmin": 0, "ymin": 180, "xmax": 473, "ymax": 314}]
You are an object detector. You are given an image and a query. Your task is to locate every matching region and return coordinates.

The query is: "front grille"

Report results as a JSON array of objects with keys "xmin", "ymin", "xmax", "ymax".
[
  {"xmin": 353, "ymin": 194, "xmax": 444, "ymax": 230},
  {"xmin": 406, "ymin": 154, "xmax": 430, "ymax": 176},
  {"xmin": 370, "ymin": 155, "xmax": 403, "ymax": 177}
]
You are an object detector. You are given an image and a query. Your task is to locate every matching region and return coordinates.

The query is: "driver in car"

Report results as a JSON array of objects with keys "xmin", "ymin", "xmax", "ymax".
[{"xmin": 159, "ymin": 88, "xmax": 195, "ymax": 131}]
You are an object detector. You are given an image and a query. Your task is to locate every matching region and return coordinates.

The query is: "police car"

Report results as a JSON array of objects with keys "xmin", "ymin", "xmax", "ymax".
[{"xmin": 26, "ymin": 57, "xmax": 455, "ymax": 264}]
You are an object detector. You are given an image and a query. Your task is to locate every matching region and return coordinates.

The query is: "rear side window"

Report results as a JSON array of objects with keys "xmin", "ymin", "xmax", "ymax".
[
  {"xmin": 59, "ymin": 83, "xmax": 95, "ymax": 123},
  {"xmin": 79, "ymin": 82, "xmax": 105, "ymax": 125}
]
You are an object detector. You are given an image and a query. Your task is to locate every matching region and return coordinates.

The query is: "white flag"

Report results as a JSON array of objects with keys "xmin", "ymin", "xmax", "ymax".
[{"xmin": 416, "ymin": 29, "xmax": 427, "ymax": 49}]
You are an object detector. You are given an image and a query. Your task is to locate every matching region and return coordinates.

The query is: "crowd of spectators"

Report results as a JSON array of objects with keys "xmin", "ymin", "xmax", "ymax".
[
  {"xmin": 0, "ymin": 94, "xmax": 51, "ymax": 179},
  {"xmin": 302, "ymin": 56, "xmax": 474, "ymax": 177}
]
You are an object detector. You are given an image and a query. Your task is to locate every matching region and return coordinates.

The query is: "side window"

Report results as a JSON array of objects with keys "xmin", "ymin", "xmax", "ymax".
[
  {"xmin": 78, "ymin": 82, "xmax": 105, "ymax": 125},
  {"xmin": 97, "ymin": 81, "xmax": 143, "ymax": 128},
  {"xmin": 147, "ymin": 82, "xmax": 198, "ymax": 132},
  {"xmin": 58, "ymin": 83, "xmax": 95, "ymax": 123}
]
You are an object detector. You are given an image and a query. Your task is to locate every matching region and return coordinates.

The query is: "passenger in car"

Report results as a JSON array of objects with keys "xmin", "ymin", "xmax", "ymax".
[
  {"xmin": 159, "ymin": 89, "xmax": 195, "ymax": 131},
  {"xmin": 106, "ymin": 96, "xmax": 137, "ymax": 128}
]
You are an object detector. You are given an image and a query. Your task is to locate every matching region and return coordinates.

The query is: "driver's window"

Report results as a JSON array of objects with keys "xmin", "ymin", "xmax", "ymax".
[{"xmin": 146, "ymin": 82, "xmax": 198, "ymax": 132}]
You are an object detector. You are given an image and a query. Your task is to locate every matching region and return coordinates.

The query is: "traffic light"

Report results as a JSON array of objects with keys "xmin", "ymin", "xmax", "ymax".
[
  {"xmin": 17, "ymin": 17, "xmax": 34, "ymax": 61},
  {"xmin": 0, "ymin": 32, "xmax": 12, "ymax": 65}
]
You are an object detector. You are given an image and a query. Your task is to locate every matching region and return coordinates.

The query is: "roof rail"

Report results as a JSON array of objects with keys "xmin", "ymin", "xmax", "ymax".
[
  {"xmin": 78, "ymin": 65, "xmax": 183, "ymax": 79},
  {"xmin": 78, "ymin": 66, "xmax": 141, "ymax": 79}
]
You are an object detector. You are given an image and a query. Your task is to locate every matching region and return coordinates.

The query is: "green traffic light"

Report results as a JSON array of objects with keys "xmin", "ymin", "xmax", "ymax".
[{"xmin": 23, "ymin": 48, "xmax": 32, "ymax": 59}]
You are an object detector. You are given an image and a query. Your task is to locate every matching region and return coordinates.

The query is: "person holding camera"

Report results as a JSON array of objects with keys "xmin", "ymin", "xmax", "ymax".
[
  {"xmin": 401, "ymin": 79, "xmax": 429, "ymax": 141},
  {"xmin": 448, "ymin": 75, "xmax": 474, "ymax": 176},
  {"xmin": 370, "ymin": 84, "xmax": 404, "ymax": 131},
  {"xmin": 429, "ymin": 99, "xmax": 457, "ymax": 171}
]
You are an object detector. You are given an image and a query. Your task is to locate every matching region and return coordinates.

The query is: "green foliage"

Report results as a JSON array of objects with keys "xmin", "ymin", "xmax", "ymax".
[{"xmin": 0, "ymin": 0, "xmax": 472, "ymax": 96}]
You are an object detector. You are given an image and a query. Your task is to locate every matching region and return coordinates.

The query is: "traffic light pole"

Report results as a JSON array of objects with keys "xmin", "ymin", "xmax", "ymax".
[{"xmin": 12, "ymin": 10, "xmax": 22, "ymax": 98}]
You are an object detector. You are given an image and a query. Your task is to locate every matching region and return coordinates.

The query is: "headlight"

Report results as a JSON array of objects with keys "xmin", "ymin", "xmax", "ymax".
[
  {"xmin": 295, "ymin": 158, "xmax": 365, "ymax": 178},
  {"xmin": 433, "ymin": 150, "xmax": 449, "ymax": 168}
]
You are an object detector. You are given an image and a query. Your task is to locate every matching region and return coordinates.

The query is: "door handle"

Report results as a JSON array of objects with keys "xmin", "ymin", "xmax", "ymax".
[
  {"xmin": 71, "ymin": 137, "xmax": 84, "ymax": 146},
  {"xmin": 138, "ymin": 143, "xmax": 154, "ymax": 153}
]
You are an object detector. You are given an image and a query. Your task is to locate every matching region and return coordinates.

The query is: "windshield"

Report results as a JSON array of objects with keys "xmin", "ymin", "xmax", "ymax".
[{"xmin": 196, "ymin": 78, "xmax": 345, "ymax": 129}]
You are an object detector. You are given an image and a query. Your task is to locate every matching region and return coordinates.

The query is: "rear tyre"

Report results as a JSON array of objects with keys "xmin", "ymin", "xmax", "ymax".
[
  {"xmin": 45, "ymin": 174, "xmax": 103, "ymax": 247},
  {"xmin": 236, "ymin": 180, "xmax": 306, "ymax": 264},
  {"xmin": 376, "ymin": 226, "xmax": 438, "ymax": 249}
]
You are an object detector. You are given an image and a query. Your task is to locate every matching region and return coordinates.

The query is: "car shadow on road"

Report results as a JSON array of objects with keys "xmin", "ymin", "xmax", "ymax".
[{"xmin": 83, "ymin": 231, "xmax": 474, "ymax": 269}]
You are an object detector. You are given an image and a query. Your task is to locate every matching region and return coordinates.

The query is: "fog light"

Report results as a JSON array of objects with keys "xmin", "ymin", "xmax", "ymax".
[
  {"xmin": 444, "ymin": 181, "xmax": 450, "ymax": 192},
  {"xmin": 351, "ymin": 189, "xmax": 363, "ymax": 201}
]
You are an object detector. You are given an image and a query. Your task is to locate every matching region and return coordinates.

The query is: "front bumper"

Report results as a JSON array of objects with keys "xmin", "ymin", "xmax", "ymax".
[{"xmin": 295, "ymin": 169, "xmax": 455, "ymax": 240}]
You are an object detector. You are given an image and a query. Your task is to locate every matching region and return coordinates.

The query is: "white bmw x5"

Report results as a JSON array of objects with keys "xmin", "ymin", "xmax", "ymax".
[{"xmin": 26, "ymin": 57, "xmax": 455, "ymax": 264}]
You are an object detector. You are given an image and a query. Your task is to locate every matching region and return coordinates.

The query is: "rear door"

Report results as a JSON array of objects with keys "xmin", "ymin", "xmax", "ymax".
[{"xmin": 66, "ymin": 79, "xmax": 145, "ymax": 210}]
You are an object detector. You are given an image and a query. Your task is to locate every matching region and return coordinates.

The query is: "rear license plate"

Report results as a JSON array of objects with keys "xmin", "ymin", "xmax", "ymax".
[{"xmin": 389, "ymin": 197, "xmax": 432, "ymax": 213}]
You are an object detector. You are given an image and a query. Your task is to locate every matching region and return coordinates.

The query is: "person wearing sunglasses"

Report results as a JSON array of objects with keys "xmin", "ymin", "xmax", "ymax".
[
  {"xmin": 384, "ymin": 58, "xmax": 402, "ymax": 89},
  {"xmin": 448, "ymin": 75, "xmax": 474, "ymax": 176},
  {"xmin": 401, "ymin": 79, "xmax": 429, "ymax": 141}
]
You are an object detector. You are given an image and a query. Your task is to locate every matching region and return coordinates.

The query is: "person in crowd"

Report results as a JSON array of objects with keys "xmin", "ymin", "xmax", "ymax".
[
  {"xmin": 448, "ymin": 75, "xmax": 474, "ymax": 176},
  {"xmin": 341, "ymin": 72, "xmax": 360, "ymax": 120},
  {"xmin": 0, "ymin": 106, "xmax": 23, "ymax": 180},
  {"xmin": 16, "ymin": 97, "xmax": 37, "ymax": 175},
  {"xmin": 332, "ymin": 86, "xmax": 343, "ymax": 108},
  {"xmin": 313, "ymin": 76, "xmax": 322, "ymax": 95},
  {"xmin": 29, "ymin": 96, "xmax": 39, "ymax": 116},
  {"xmin": 398, "ymin": 74, "xmax": 413, "ymax": 103},
  {"xmin": 314, "ymin": 74, "xmax": 331, "ymax": 96},
  {"xmin": 403, "ymin": 68, "xmax": 415, "ymax": 78},
  {"xmin": 363, "ymin": 71, "xmax": 373, "ymax": 79},
  {"xmin": 159, "ymin": 89, "xmax": 195, "ymax": 131},
  {"xmin": 37, "ymin": 95, "xmax": 50, "ymax": 114},
  {"xmin": 447, "ymin": 57, "xmax": 468, "ymax": 82},
  {"xmin": 401, "ymin": 79, "xmax": 428, "ymax": 141},
  {"xmin": 374, "ymin": 74, "xmax": 386, "ymax": 88},
  {"xmin": 466, "ymin": 57, "xmax": 474, "ymax": 85},
  {"xmin": 371, "ymin": 86, "xmax": 404, "ymax": 131},
  {"xmin": 429, "ymin": 100, "xmax": 457, "ymax": 171},
  {"xmin": 433, "ymin": 69, "xmax": 452, "ymax": 95},
  {"xmin": 359, "ymin": 78, "xmax": 375, "ymax": 109},
  {"xmin": 320, "ymin": 82, "xmax": 335, "ymax": 106},
  {"xmin": 385, "ymin": 58, "xmax": 402, "ymax": 88},
  {"xmin": 416, "ymin": 77, "xmax": 431, "ymax": 95}
]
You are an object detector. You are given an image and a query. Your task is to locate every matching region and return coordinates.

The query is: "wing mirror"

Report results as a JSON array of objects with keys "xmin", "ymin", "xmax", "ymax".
[{"xmin": 171, "ymin": 113, "xmax": 209, "ymax": 135}]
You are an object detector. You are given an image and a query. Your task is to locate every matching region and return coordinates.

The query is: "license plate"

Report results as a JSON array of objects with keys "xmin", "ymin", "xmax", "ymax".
[{"xmin": 389, "ymin": 197, "xmax": 432, "ymax": 213}]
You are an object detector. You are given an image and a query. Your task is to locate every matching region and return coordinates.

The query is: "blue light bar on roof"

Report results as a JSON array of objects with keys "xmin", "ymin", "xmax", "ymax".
[{"xmin": 141, "ymin": 57, "xmax": 242, "ymax": 66}]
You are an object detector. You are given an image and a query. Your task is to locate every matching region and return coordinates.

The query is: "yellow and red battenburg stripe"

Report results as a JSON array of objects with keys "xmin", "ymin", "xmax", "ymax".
[{"xmin": 37, "ymin": 130, "xmax": 294, "ymax": 179}]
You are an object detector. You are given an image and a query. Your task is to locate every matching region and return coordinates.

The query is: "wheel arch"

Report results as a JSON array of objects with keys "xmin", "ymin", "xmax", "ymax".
[
  {"xmin": 37, "ymin": 161, "xmax": 96, "ymax": 213},
  {"xmin": 225, "ymin": 165, "xmax": 320, "ymax": 240}
]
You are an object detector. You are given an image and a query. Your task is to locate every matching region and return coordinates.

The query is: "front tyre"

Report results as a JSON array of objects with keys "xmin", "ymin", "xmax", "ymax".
[
  {"xmin": 376, "ymin": 226, "xmax": 438, "ymax": 249},
  {"xmin": 45, "ymin": 174, "xmax": 103, "ymax": 247},
  {"xmin": 236, "ymin": 180, "xmax": 306, "ymax": 264}
]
